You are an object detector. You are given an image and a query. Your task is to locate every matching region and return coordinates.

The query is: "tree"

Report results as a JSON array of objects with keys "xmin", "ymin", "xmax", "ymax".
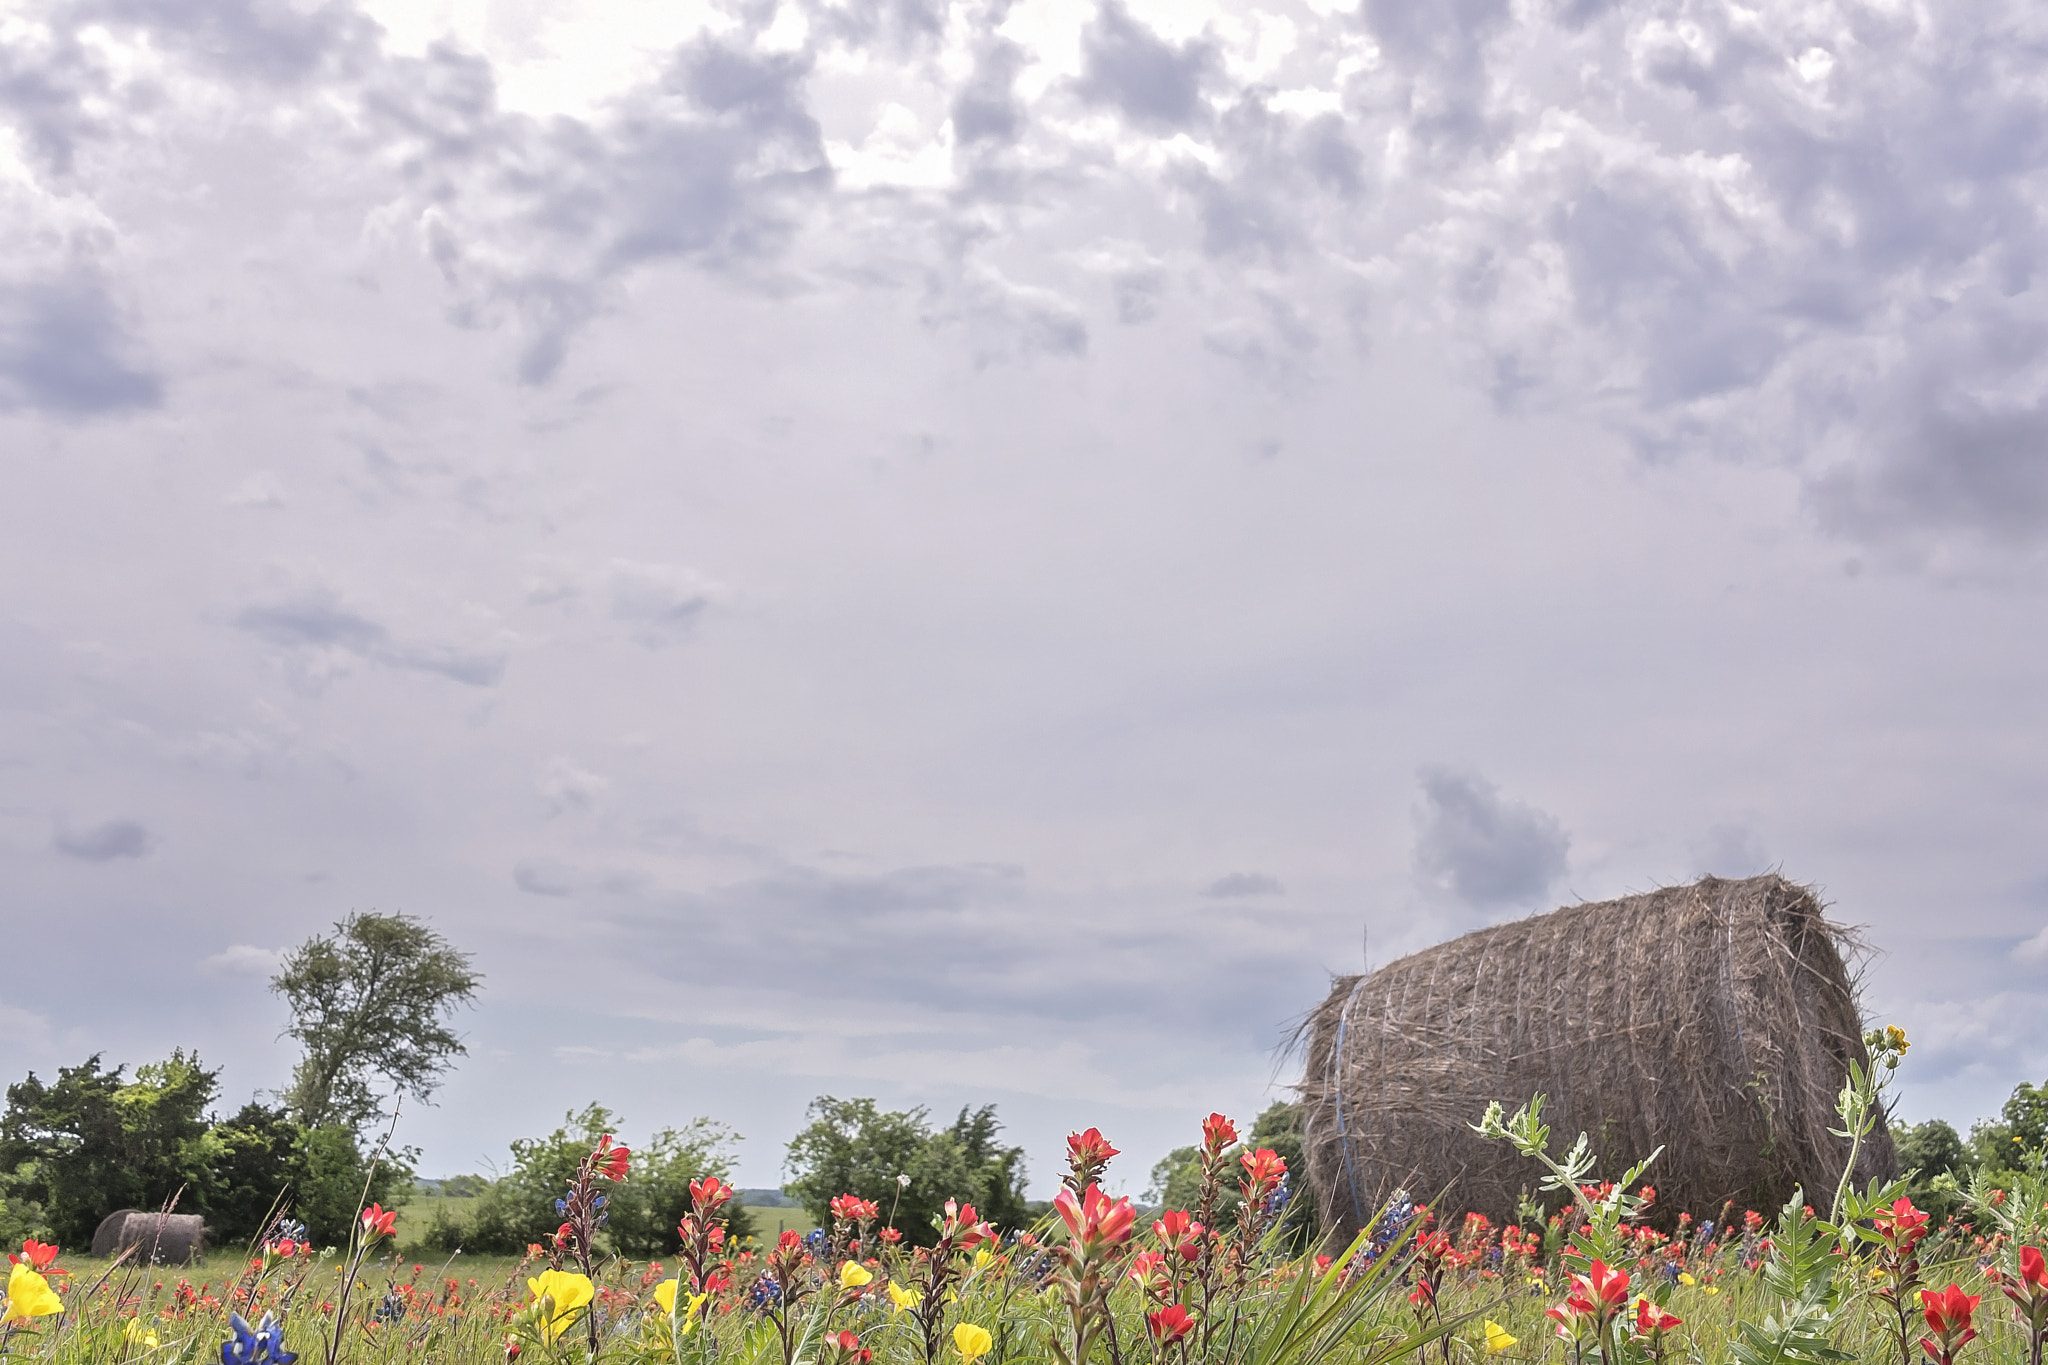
[
  {"xmin": 455, "ymin": 1105, "xmax": 748, "ymax": 1254},
  {"xmin": 783, "ymin": 1096, "xmax": 1029, "ymax": 1244},
  {"xmin": 1895, "ymin": 1118, "xmax": 1974, "ymax": 1225},
  {"xmin": 1142, "ymin": 1102, "xmax": 1319, "ymax": 1250},
  {"xmin": 0, "ymin": 1052, "xmax": 218, "ymax": 1246},
  {"xmin": 272, "ymin": 911, "xmax": 481, "ymax": 1131}
]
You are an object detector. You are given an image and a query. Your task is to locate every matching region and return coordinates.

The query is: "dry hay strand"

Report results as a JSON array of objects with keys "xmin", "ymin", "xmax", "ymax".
[{"xmin": 1298, "ymin": 873, "xmax": 1895, "ymax": 1241}]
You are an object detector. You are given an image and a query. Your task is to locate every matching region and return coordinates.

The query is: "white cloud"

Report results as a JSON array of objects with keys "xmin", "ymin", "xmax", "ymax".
[
  {"xmin": 2016, "ymin": 925, "xmax": 2048, "ymax": 968},
  {"xmin": 200, "ymin": 945, "xmax": 284, "ymax": 977}
]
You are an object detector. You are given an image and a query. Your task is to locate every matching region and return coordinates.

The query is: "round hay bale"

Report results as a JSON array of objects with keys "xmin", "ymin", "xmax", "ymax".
[
  {"xmin": 91, "ymin": 1208, "xmax": 141, "ymax": 1259},
  {"xmin": 1299, "ymin": 873, "xmax": 1896, "ymax": 1240},
  {"xmin": 111, "ymin": 1212, "xmax": 208, "ymax": 1264}
]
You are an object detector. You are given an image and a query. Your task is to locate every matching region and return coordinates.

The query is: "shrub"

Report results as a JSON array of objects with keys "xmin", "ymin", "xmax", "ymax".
[{"xmin": 783, "ymin": 1097, "xmax": 1029, "ymax": 1245}]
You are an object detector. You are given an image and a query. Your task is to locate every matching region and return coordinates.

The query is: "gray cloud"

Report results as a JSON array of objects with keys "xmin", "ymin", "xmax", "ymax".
[
  {"xmin": 1412, "ymin": 768, "xmax": 1569, "ymax": 907},
  {"xmin": 1204, "ymin": 872, "xmax": 1282, "ymax": 898},
  {"xmin": 55, "ymin": 819, "xmax": 152, "ymax": 861},
  {"xmin": 1074, "ymin": 1, "xmax": 1213, "ymax": 131},
  {"xmin": 0, "ymin": 273, "xmax": 161, "ymax": 416},
  {"xmin": 236, "ymin": 590, "xmax": 507, "ymax": 687}
]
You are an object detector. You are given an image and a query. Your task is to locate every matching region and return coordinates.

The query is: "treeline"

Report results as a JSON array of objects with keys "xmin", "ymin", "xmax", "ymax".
[
  {"xmin": 0, "ymin": 1051, "xmax": 401, "ymax": 1248},
  {"xmin": 1893, "ymin": 1076, "xmax": 2048, "ymax": 1222}
]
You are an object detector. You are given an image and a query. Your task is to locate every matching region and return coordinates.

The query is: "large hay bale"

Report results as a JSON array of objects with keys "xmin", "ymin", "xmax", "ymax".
[
  {"xmin": 1300, "ymin": 873, "xmax": 1895, "ymax": 1240},
  {"xmin": 104, "ymin": 1212, "xmax": 208, "ymax": 1264},
  {"xmin": 91, "ymin": 1209, "xmax": 141, "ymax": 1259}
]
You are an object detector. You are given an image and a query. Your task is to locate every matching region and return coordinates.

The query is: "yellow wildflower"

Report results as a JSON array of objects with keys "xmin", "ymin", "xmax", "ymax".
[
  {"xmin": 841, "ymin": 1262, "xmax": 874, "ymax": 1289},
  {"xmin": 1678, "ymin": 1273, "xmax": 1695, "ymax": 1287},
  {"xmin": 953, "ymin": 1323, "xmax": 993, "ymax": 1363},
  {"xmin": 1483, "ymin": 1321, "xmax": 1517, "ymax": 1354},
  {"xmin": 1884, "ymin": 1024, "xmax": 1909, "ymax": 1053},
  {"xmin": 123, "ymin": 1318, "xmax": 159, "ymax": 1350},
  {"xmin": 972, "ymin": 1249, "xmax": 995, "ymax": 1272},
  {"xmin": 1705, "ymin": 1286, "xmax": 1720, "ymax": 1297},
  {"xmin": 887, "ymin": 1282, "xmax": 917, "ymax": 1313},
  {"xmin": 526, "ymin": 1269, "xmax": 595, "ymax": 1343},
  {"xmin": 3, "ymin": 1264, "xmax": 62, "ymax": 1325}
]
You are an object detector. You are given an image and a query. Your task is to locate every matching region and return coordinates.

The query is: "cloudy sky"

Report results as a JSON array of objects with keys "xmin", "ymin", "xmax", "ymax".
[{"xmin": 4, "ymin": 0, "xmax": 2048, "ymax": 1197}]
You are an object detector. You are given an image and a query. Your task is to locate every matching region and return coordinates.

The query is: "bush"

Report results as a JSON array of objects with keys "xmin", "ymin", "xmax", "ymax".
[
  {"xmin": 459, "ymin": 1105, "xmax": 746, "ymax": 1255},
  {"xmin": 783, "ymin": 1097, "xmax": 1028, "ymax": 1245}
]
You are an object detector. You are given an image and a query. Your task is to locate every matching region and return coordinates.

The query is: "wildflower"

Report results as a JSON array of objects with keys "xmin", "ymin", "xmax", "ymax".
[
  {"xmin": 940, "ymin": 1200, "xmax": 994, "ymax": 1248},
  {"xmin": 689, "ymin": 1176, "xmax": 734, "ymax": 1211},
  {"xmin": 1873, "ymin": 1197, "xmax": 1931, "ymax": 1250},
  {"xmin": 1201, "ymin": 1114, "xmax": 1238, "ymax": 1155},
  {"xmin": 2, "ymin": 1262, "xmax": 63, "ymax": 1325},
  {"xmin": 840, "ymin": 1261, "xmax": 874, "ymax": 1289},
  {"xmin": 124, "ymin": 1318, "xmax": 161, "ymax": 1351},
  {"xmin": 880, "ymin": 1227, "xmax": 903, "ymax": 1244},
  {"xmin": 1678, "ymin": 1273, "xmax": 1696, "ymax": 1287},
  {"xmin": 592, "ymin": 1136, "xmax": 631, "ymax": 1181},
  {"xmin": 823, "ymin": 1330, "xmax": 873, "ymax": 1365},
  {"xmin": 1053, "ymin": 1184, "xmax": 1137, "ymax": 1257},
  {"xmin": 219, "ymin": 1312, "xmax": 297, "ymax": 1365},
  {"xmin": 1152, "ymin": 1211, "xmax": 1202, "ymax": 1261},
  {"xmin": 830, "ymin": 1195, "xmax": 881, "ymax": 1223},
  {"xmin": 1067, "ymin": 1128, "xmax": 1119, "ymax": 1166},
  {"xmin": 886, "ymin": 1282, "xmax": 917, "ymax": 1313},
  {"xmin": 952, "ymin": 1322, "xmax": 993, "ymax": 1363},
  {"xmin": 1239, "ymin": 1148, "xmax": 1287, "ymax": 1196},
  {"xmin": 1920, "ymin": 1284, "xmax": 1982, "ymax": 1365},
  {"xmin": 359, "ymin": 1204, "xmax": 398, "ymax": 1239},
  {"xmin": 526, "ymin": 1269, "xmax": 595, "ymax": 1343},
  {"xmin": 1633, "ymin": 1298, "xmax": 1682, "ymax": 1335},
  {"xmin": 8, "ymin": 1241, "xmax": 58, "ymax": 1272},
  {"xmin": 1482, "ymin": 1321, "xmax": 1517, "ymax": 1353},
  {"xmin": 1884, "ymin": 1024, "xmax": 1910, "ymax": 1053},
  {"xmin": 1146, "ymin": 1304, "xmax": 1195, "ymax": 1343}
]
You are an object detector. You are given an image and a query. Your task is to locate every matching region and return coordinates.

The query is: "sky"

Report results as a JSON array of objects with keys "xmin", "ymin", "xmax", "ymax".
[{"xmin": 4, "ymin": 0, "xmax": 2048, "ymax": 1199}]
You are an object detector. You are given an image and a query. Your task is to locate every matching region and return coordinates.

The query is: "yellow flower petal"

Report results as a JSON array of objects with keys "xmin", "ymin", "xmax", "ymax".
[
  {"xmin": 4, "ymin": 1264, "xmax": 62, "ymax": 1324},
  {"xmin": 1678, "ymin": 1273, "xmax": 1695, "ymax": 1287},
  {"xmin": 887, "ymin": 1282, "xmax": 917, "ymax": 1313},
  {"xmin": 841, "ymin": 1261, "xmax": 874, "ymax": 1288},
  {"xmin": 653, "ymin": 1280, "xmax": 677, "ymax": 1315},
  {"xmin": 527, "ymin": 1270, "xmax": 595, "ymax": 1343},
  {"xmin": 1483, "ymin": 1321, "xmax": 1517, "ymax": 1354},
  {"xmin": 953, "ymin": 1322, "xmax": 993, "ymax": 1363}
]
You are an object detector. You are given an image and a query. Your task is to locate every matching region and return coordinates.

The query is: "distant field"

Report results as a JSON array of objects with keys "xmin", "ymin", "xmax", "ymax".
[{"xmin": 390, "ymin": 1192, "xmax": 815, "ymax": 1250}]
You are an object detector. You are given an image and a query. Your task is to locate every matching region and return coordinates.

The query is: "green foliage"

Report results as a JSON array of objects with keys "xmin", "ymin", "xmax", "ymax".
[
  {"xmin": 291, "ymin": 1122, "xmax": 411, "ymax": 1247},
  {"xmin": 1145, "ymin": 1103, "xmax": 1321, "ymax": 1249},
  {"xmin": 460, "ymin": 1105, "xmax": 747, "ymax": 1255},
  {"xmin": 1894, "ymin": 1118, "xmax": 1975, "ymax": 1224},
  {"xmin": 0, "ymin": 1051, "xmax": 219, "ymax": 1246},
  {"xmin": 201, "ymin": 1103, "xmax": 302, "ymax": 1246},
  {"xmin": 782, "ymin": 1096, "xmax": 1028, "ymax": 1244},
  {"xmin": 1730, "ymin": 1193, "xmax": 1852, "ymax": 1365},
  {"xmin": 272, "ymin": 911, "xmax": 482, "ymax": 1132}
]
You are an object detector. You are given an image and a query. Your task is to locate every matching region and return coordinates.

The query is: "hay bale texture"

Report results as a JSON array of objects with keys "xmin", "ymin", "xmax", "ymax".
[
  {"xmin": 1300, "ymin": 874, "xmax": 1895, "ymax": 1240},
  {"xmin": 95, "ymin": 1212, "xmax": 208, "ymax": 1264}
]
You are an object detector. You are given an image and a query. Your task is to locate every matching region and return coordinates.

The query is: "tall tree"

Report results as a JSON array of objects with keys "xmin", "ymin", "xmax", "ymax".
[{"xmin": 272, "ymin": 911, "xmax": 481, "ymax": 1131}]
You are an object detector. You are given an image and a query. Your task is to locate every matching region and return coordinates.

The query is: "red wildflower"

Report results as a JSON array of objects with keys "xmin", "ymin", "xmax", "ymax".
[
  {"xmin": 830, "ymin": 1195, "xmax": 881, "ymax": 1223},
  {"xmin": 1407, "ymin": 1282, "xmax": 1435, "ymax": 1308},
  {"xmin": 1201, "ymin": 1114, "xmax": 1238, "ymax": 1156},
  {"xmin": 941, "ymin": 1200, "xmax": 994, "ymax": 1248},
  {"xmin": 1146, "ymin": 1304, "xmax": 1195, "ymax": 1344},
  {"xmin": 1152, "ymin": 1211, "xmax": 1203, "ymax": 1261},
  {"xmin": 1067, "ymin": 1128, "xmax": 1120, "ymax": 1165},
  {"xmin": 880, "ymin": 1228, "xmax": 902, "ymax": 1244},
  {"xmin": 9, "ymin": 1240, "xmax": 58, "ymax": 1271},
  {"xmin": 1238, "ymin": 1148, "xmax": 1288, "ymax": 1196},
  {"xmin": 1634, "ymin": 1299, "xmax": 1682, "ymax": 1335},
  {"xmin": 360, "ymin": 1204, "xmax": 398, "ymax": 1238},
  {"xmin": 1874, "ymin": 1197, "xmax": 1931, "ymax": 1250},
  {"xmin": 689, "ymin": 1177, "xmax": 734, "ymax": 1211},
  {"xmin": 1128, "ymin": 1251, "xmax": 1170, "ymax": 1295},
  {"xmin": 1920, "ymin": 1284, "xmax": 1982, "ymax": 1365},
  {"xmin": 593, "ymin": 1135, "xmax": 631, "ymax": 1181},
  {"xmin": 1054, "ymin": 1184, "xmax": 1137, "ymax": 1257}
]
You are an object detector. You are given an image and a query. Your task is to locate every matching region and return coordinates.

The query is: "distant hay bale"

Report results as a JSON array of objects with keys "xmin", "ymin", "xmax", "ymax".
[
  {"xmin": 1299, "ymin": 873, "xmax": 1895, "ymax": 1241},
  {"xmin": 101, "ymin": 1212, "xmax": 208, "ymax": 1264},
  {"xmin": 91, "ymin": 1209, "xmax": 140, "ymax": 1259}
]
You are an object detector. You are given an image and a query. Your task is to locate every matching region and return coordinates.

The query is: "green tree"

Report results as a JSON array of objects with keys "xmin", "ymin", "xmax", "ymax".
[
  {"xmin": 0, "ymin": 1052, "xmax": 218, "ymax": 1246},
  {"xmin": 1895, "ymin": 1118, "xmax": 1974, "ymax": 1225},
  {"xmin": 272, "ymin": 911, "xmax": 482, "ymax": 1131},
  {"xmin": 458, "ymin": 1105, "xmax": 747, "ymax": 1255},
  {"xmin": 782, "ymin": 1096, "xmax": 1029, "ymax": 1244}
]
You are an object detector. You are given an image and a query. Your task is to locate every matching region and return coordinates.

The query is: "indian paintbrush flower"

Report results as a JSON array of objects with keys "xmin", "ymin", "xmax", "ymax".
[
  {"xmin": 1146, "ymin": 1304, "xmax": 1195, "ymax": 1344},
  {"xmin": 1921, "ymin": 1284, "xmax": 1982, "ymax": 1365},
  {"xmin": 359, "ymin": 1204, "xmax": 398, "ymax": 1239}
]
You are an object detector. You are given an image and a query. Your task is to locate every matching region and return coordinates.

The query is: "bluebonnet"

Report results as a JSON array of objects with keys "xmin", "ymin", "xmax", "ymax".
[
  {"xmin": 221, "ymin": 1313, "xmax": 298, "ymax": 1365},
  {"xmin": 375, "ymin": 1290, "xmax": 407, "ymax": 1323}
]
